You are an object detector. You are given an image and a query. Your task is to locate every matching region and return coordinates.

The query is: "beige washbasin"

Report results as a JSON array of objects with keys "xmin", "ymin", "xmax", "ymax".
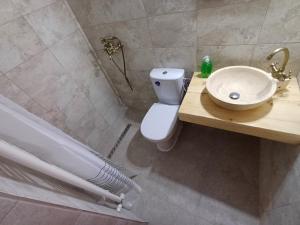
[{"xmin": 206, "ymin": 66, "xmax": 277, "ymax": 111}]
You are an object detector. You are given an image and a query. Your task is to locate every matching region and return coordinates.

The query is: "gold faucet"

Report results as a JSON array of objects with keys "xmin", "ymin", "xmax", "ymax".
[{"xmin": 266, "ymin": 48, "xmax": 292, "ymax": 81}]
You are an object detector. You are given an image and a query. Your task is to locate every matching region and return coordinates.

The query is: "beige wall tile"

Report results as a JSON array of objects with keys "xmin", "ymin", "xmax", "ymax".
[
  {"xmin": 126, "ymin": 48, "xmax": 155, "ymax": 71},
  {"xmin": 67, "ymin": 0, "xmax": 146, "ymax": 26},
  {"xmin": 40, "ymin": 108, "xmax": 68, "ymax": 131},
  {"xmin": 0, "ymin": 75, "xmax": 31, "ymax": 107},
  {"xmin": 6, "ymin": 50, "xmax": 78, "ymax": 112},
  {"xmin": 142, "ymin": 0, "xmax": 198, "ymax": 16},
  {"xmin": 25, "ymin": 1, "xmax": 78, "ymax": 46},
  {"xmin": 50, "ymin": 30, "xmax": 102, "ymax": 90},
  {"xmin": 197, "ymin": 45, "xmax": 255, "ymax": 70},
  {"xmin": 84, "ymin": 19, "xmax": 152, "ymax": 51},
  {"xmin": 12, "ymin": 0, "xmax": 57, "ymax": 14},
  {"xmin": 0, "ymin": 0, "xmax": 20, "ymax": 26},
  {"xmin": 149, "ymin": 11, "xmax": 197, "ymax": 48},
  {"xmin": 259, "ymin": 0, "xmax": 300, "ymax": 43},
  {"xmin": 84, "ymin": 74, "xmax": 120, "ymax": 114},
  {"xmin": 0, "ymin": 17, "xmax": 45, "ymax": 73},
  {"xmin": 153, "ymin": 47, "xmax": 197, "ymax": 74},
  {"xmin": 64, "ymin": 91, "xmax": 94, "ymax": 131},
  {"xmin": 68, "ymin": 108, "xmax": 111, "ymax": 149},
  {"xmin": 197, "ymin": 1, "xmax": 269, "ymax": 45},
  {"xmin": 197, "ymin": 0, "xmax": 261, "ymax": 9},
  {"xmin": 111, "ymin": 19, "xmax": 152, "ymax": 49}
]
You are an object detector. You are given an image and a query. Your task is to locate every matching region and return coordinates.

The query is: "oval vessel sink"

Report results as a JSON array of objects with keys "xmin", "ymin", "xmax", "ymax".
[{"xmin": 206, "ymin": 66, "xmax": 277, "ymax": 111}]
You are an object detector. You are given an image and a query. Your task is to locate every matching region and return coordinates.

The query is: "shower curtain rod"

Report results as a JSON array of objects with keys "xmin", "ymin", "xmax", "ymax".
[{"xmin": 0, "ymin": 139, "xmax": 125, "ymax": 209}]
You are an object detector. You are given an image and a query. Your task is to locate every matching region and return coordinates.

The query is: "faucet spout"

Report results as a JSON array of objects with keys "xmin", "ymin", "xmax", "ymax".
[
  {"xmin": 266, "ymin": 47, "xmax": 289, "ymax": 72},
  {"xmin": 266, "ymin": 47, "xmax": 292, "ymax": 81}
]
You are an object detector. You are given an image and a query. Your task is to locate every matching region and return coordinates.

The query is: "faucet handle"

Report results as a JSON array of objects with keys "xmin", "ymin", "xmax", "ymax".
[
  {"xmin": 286, "ymin": 70, "xmax": 292, "ymax": 79},
  {"xmin": 270, "ymin": 62, "xmax": 279, "ymax": 73}
]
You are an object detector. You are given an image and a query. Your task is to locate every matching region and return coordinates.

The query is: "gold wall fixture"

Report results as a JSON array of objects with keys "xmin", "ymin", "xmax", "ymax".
[
  {"xmin": 101, "ymin": 36, "xmax": 133, "ymax": 91},
  {"xmin": 266, "ymin": 47, "xmax": 292, "ymax": 81}
]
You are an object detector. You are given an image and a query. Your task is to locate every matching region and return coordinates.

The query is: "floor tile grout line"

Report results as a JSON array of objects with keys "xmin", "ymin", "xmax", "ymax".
[{"xmin": 0, "ymin": 199, "xmax": 19, "ymax": 224}]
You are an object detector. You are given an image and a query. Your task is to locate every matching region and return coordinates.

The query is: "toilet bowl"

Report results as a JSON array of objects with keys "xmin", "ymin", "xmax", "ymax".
[
  {"xmin": 141, "ymin": 103, "xmax": 182, "ymax": 152},
  {"xmin": 140, "ymin": 68, "xmax": 185, "ymax": 152}
]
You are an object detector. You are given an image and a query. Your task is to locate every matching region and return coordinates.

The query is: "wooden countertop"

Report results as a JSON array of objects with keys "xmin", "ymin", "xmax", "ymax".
[{"xmin": 179, "ymin": 73, "xmax": 300, "ymax": 144}]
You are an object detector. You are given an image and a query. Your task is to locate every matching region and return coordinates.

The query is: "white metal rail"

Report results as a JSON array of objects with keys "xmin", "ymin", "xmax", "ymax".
[{"xmin": 0, "ymin": 139, "xmax": 126, "ymax": 208}]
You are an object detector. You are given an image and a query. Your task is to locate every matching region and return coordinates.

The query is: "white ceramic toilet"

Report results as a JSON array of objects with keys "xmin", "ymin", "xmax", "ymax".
[{"xmin": 141, "ymin": 68, "xmax": 184, "ymax": 152}]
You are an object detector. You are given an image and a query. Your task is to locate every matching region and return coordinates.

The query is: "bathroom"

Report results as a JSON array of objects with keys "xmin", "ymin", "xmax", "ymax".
[{"xmin": 0, "ymin": 0, "xmax": 299, "ymax": 224}]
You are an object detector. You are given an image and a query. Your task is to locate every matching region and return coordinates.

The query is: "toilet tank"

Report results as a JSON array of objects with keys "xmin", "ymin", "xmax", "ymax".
[{"xmin": 150, "ymin": 68, "xmax": 185, "ymax": 105}]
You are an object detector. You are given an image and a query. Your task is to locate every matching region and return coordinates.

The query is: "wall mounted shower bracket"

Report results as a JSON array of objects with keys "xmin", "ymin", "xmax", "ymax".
[{"xmin": 101, "ymin": 36, "xmax": 133, "ymax": 91}]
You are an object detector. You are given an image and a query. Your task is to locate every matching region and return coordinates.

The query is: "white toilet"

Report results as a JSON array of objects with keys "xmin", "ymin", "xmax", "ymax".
[{"xmin": 141, "ymin": 68, "xmax": 184, "ymax": 152}]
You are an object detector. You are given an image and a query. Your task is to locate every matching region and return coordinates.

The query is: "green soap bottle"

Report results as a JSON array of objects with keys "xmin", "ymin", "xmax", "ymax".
[{"xmin": 200, "ymin": 56, "xmax": 213, "ymax": 78}]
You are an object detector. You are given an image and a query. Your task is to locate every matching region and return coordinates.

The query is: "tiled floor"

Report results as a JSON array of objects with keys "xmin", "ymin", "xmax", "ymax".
[{"xmin": 113, "ymin": 123, "xmax": 260, "ymax": 225}]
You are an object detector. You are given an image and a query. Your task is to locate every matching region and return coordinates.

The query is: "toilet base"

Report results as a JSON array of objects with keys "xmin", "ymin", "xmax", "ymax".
[{"xmin": 156, "ymin": 122, "xmax": 182, "ymax": 152}]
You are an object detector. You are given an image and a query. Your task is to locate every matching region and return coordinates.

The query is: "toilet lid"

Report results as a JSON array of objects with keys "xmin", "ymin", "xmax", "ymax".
[{"xmin": 141, "ymin": 103, "xmax": 179, "ymax": 141}]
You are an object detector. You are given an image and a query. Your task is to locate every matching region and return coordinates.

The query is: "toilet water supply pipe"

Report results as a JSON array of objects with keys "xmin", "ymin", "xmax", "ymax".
[{"xmin": 0, "ymin": 139, "xmax": 127, "ymax": 211}]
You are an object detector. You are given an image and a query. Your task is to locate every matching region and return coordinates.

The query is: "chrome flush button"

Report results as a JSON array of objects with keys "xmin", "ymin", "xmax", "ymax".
[
  {"xmin": 155, "ymin": 81, "xmax": 160, "ymax": 86},
  {"xmin": 162, "ymin": 71, "xmax": 168, "ymax": 75}
]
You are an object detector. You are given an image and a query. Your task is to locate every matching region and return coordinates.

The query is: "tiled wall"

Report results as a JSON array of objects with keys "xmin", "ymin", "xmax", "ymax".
[
  {"xmin": 67, "ymin": 0, "xmax": 300, "ymax": 113},
  {"xmin": 0, "ymin": 193, "xmax": 147, "ymax": 225},
  {"xmin": 259, "ymin": 141, "xmax": 300, "ymax": 225},
  {"xmin": 0, "ymin": 0, "xmax": 128, "ymax": 157}
]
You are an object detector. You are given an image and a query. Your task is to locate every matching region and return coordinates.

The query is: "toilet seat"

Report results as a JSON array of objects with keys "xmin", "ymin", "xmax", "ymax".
[{"xmin": 141, "ymin": 103, "xmax": 179, "ymax": 142}]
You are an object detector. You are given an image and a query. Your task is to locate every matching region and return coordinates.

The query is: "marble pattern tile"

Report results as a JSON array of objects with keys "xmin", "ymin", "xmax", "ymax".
[
  {"xmin": 0, "ymin": 0, "xmax": 20, "ymax": 26},
  {"xmin": 149, "ymin": 11, "xmax": 197, "ymax": 48},
  {"xmin": 67, "ymin": 0, "xmax": 147, "ymax": 26},
  {"xmin": 50, "ymin": 29, "xmax": 102, "ymax": 91},
  {"xmin": 0, "ymin": 195, "xmax": 17, "ymax": 221},
  {"xmin": 1, "ymin": 200, "xmax": 80, "ymax": 225},
  {"xmin": 125, "ymin": 48, "xmax": 155, "ymax": 71},
  {"xmin": 197, "ymin": 0, "xmax": 261, "ymax": 9},
  {"xmin": 64, "ymin": 91, "xmax": 94, "ymax": 132},
  {"xmin": 0, "ymin": 17, "xmax": 45, "ymax": 73},
  {"xmin": 86, "ymin": 127, "xmax": 114, "ymax": 156},
  {"xmin": 84, "ymin": 18, "xmax": 152, "ymax": 51},
  {"xmin": 259, "ymin": 0, "xmax": 300, "ymax": 43},
  {"xmin": 6, "ymin": 50, "xmax": 78, "ymax": 112},
  {"xmin": 40, "ymin": 108, "xmax": 68, "ymax": 131},
  {"xmin": 153, "ymin": 47, "xmax": 197, "ymax": 74},
  {"xmin": 110, "ymin": 19, "xmax": 152, "ymax": 49},
  {"xmin": 0, "ymin": 75, "xmax": 31, "ymax": 107},
  {"xmin": 197, "ymin": 1, "xmax": 269, "ymax": 45},
  {"xmin": 66, "ymin": 106, "xmax": 111, "ymax": 148},
  {"xmin": 103, "ymin": 68, "xmax": 156, "ymax": 112},
  {"xmin": 84, "ymin": 73, "xmax": 121, "ymax": 117},
  {"xmin": 197, "ymin": 45, "xmax": 255, "ymax": 70},
  {"xmin": 25, "ymin": 1, "xmax": 78, "ymax": 46},
  {"xmin": 142, "ymin": 0, "xmax": 198, "ymax": 16},
  {"xmin": 11, "ymin": 0, "xmax": 57, "ymax": 14}
]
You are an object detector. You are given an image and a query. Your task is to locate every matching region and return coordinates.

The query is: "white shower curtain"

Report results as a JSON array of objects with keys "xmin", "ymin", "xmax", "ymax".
[{"xmin": 0, "ymin": 95, "xmax": 140, "ymax": 195}]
